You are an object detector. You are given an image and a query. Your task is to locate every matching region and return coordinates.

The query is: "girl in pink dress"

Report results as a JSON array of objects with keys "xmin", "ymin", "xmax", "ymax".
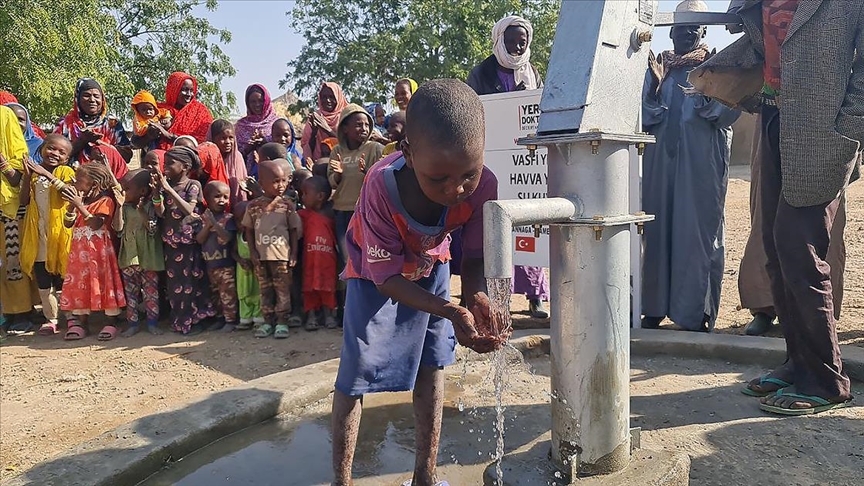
[{"xmin": 60, "ymin": 162, "xmax": 126, "ymax": 341}]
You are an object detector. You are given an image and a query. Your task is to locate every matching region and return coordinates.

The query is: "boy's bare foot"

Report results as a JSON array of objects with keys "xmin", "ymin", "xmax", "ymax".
[
  {"xmin": 121, "ymin": 325, "xmax": 140, "ymax": 338},
  {"xmin": 222, "ymin": 323, "xmax": 236, "ymax": 332}
]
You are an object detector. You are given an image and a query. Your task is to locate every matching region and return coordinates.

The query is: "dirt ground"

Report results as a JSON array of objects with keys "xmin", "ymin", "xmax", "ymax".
[{"xmin": 1, "ymin": 169, "xmax": 863, "ymax": 481}]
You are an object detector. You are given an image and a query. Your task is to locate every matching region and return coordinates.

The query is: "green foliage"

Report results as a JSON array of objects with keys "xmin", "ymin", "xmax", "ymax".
[
  {"xmin": 0, "ymin": 0, "xmax": 235, "ymax": 124},
  {"xmin": 282, "ymin": 0, "xmax": 560, "ymax": 108}
]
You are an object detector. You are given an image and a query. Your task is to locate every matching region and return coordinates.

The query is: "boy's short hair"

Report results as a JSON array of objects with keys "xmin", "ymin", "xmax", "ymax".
[
  {"xmin": 405, "ymin": 79, "xmax": 484, "ymax": 153},
  {"xmin": 302, "ymin": 175, "xmax": 331, "ymax": 198},
  {"xmin": 42, "ymin": 133, "xmax": 72, "ymax": 151},
  {"xmin": 388, "ymin": 110, "xmax": 406, "ymax": 127},
  {"xmin": 123, "ymin": 168, "xmax": 151, "ymax": 191},
  {"xmin": 203, "ymin": 180, "xmax": 229, "ymax": 198},
  {"xmin": 258, "ymin": 142, "xmax": 288, "ymax": 161},
  {"xmin": 209, "ymin": 119, "xmax": 233, "ymax": 139}
]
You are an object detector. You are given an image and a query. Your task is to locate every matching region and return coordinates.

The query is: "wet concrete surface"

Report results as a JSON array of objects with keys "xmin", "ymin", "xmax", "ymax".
[{"xmin": 139, "ymin": 354, "xmax": 863, "ymax": 486}]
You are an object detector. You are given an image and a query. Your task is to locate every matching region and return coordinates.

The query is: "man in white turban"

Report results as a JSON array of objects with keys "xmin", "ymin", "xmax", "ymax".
[{"xmin": 465, "ymin": 14, "xmax": 549, "ymax": 319}]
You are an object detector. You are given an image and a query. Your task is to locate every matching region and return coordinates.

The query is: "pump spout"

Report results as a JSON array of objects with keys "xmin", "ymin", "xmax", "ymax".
[{"xmin": 482, "ymin": 198, "xmax": 580, "ymax": 279}]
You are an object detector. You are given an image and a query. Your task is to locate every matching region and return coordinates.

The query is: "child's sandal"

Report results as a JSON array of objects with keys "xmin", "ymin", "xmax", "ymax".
[
  {"xmin": 38, "ymin": 322, "xmax": 58, "ymax": 336},
  {"xmin": 274, "ymin": 324, "xmax": 290, "ymax": 339},
  {"xmin": 254, "ymin": 324, "xmax": 273, "ymax": 338},
  {"xmin": 64, "ymin": 325, "xmax": 87, "ymax": 341}
]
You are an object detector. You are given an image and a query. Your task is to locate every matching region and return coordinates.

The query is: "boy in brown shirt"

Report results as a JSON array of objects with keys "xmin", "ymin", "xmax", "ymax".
[{"xmin": 242, "ymin": 159, "xmax": 302, "ymax": 338}]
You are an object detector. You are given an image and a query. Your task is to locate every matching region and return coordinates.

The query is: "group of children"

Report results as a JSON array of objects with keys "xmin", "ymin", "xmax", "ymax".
[
  {"xmin": 4, "ymin": 77, "xmax": 510, "ymax": 486},
  {"xmin": 10, "ymin": 91, "xmax": 410, "ymax": 342}
]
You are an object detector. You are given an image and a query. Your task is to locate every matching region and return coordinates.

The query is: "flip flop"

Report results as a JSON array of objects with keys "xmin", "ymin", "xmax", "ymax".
[
  {"xmin": 98, "ymin": 325, "xmax": 118, "ymax": 341},
  {"xmin": 742, "ymin": 376, "xmax": 792, "ymax": 397},
  {"xmin": 38, "ymin": 322, "xmax": 58, "ymax": 336},
  {"xmin": 274, "ymin": 324, "xmax": 290, "ymax": 339},
  {"xmin": 760, "ymin": 389, "xmax": 852, "ymax": 416},
  {"xmin": 254, "ymin": 323, "xmax": 273, "ymax": 338},
  {"xmin": 64, "ymin": 325, "xmax": 87, "ymax": 341},
  {"xmin": 9, "ymin": 320, "xmax": 34, "ymax": 334}
]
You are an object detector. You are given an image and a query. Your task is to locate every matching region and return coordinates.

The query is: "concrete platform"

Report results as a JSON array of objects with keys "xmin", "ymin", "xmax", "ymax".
[
  {"xmin": 6, "ymin": 330, "xmax": 862, "ymax": 486},
  {"xmin": 484, "ymin": 442, "xmax": 690, "ymax": 486}
]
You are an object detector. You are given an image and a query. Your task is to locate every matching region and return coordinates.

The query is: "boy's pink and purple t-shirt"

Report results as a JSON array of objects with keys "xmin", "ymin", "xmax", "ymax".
[{"xmin": 342, "ymin": 153, "xmax": 498, "ymax": 285}]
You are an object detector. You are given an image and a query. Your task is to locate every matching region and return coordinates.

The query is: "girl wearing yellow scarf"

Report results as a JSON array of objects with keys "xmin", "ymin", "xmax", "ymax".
[
  {"xmin": 20, "ymin": 135, "xmax": 75, "ymax": 334},
  {"xmin": 0, "ymin": 104, "xmax": 35, "ymax": 328}
]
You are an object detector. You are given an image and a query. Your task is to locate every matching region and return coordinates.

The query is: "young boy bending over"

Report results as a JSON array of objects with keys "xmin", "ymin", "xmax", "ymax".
[{"xmin": 331, "ymin": 79, "xmax": 504, "ymax": 486}]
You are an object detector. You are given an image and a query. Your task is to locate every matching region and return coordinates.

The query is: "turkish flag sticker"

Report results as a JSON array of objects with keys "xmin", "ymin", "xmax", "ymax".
[{"xmin": 515, "ymin": 236, "xmax": 536, "ymax": 253}]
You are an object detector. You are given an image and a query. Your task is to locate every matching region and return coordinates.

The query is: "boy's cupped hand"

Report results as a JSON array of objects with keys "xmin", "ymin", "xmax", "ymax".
[{"xmin": 451, "ymin": 298, "xmax": 507, "ymax": 354}]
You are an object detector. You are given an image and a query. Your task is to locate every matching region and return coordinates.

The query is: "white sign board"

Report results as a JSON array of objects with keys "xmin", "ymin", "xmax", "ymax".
[{"xmin": 481, "ymin": 89, "xmax": 549, "ymax": 267}]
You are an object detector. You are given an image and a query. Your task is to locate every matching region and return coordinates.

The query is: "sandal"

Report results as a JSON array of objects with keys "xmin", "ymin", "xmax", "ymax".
[
  {"xmin": 236, "ymin": 321, "xmax": 254, "ymax": 331},
  {"xmin": 254, "ymin": 323, "xmax": 274, "ymax": 338},
  {"xmin": 274, "ymin": 324, "xmax": 290, "ymax": 339},
  {"xmin": 287, "ymin": 315, "xmax": 303, "ymax": 328},
  {"xmin": 742, "ymin": 375, "xmax": 792, "ymax": 397},
  {"xmin": 64, "ymin": 325, "xmax": 87, "ymax": 341},
  {"xmin": 9, "ymin": 320, "xmax": 34, "ymax": 334},
  {"xmin": 98, "ymin": 325, "xmax": 118, "ymax": 341},
  {"xmin": 759, "ymin": 389, "xmax": 852, "ymax": 416},
  {"xmin": 38, "ymin": 322, "xmax": 58, "ymax": 336}
]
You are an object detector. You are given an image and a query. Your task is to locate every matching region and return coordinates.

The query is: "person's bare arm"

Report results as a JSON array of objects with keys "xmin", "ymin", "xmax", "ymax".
[
  {"xmin": 159, "ymin": 176, "xmax": 197, "ymax": 217},
  {"xmin": 0, "ymin": 153, "xmax": 22, "ymax": 188},
  {"xmin": 195, "ymin": 215, "xmax": 213, "ymax": 245}
]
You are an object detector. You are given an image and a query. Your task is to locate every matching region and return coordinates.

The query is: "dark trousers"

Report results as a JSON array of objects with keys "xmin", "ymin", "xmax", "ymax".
[{"xmin": 760, "ymin": 105, "xmax": 850, "ymax": 400}]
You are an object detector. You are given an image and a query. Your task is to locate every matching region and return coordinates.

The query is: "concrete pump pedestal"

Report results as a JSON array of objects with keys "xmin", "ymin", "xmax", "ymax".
[{"xmin": 484, "ymin": 443, "xmax": 690, "ymax": 486}]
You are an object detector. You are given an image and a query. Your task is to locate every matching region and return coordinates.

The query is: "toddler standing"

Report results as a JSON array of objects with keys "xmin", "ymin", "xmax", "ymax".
[
  {"xmin": 196, "ymin": 181, "xmax": 239, "ymax": 332},
  {"xmin": 19, "ymin": 135, "xmax": 75, "ymax": 335},
  {"xmin": 298, "ymin": 176, "xmax": 338, "ymax": 330},
  {"xmin": 117, "ymin": 169, "xmax": 164, "ymax": 337},
  {"xmin": 233, "ymin": 200, "xmax": 264, "ymax": 330},
  {"xmin": 59, "ymin": 162, "xmax": 127, "ymax": 341},
  {"xmin": 242, "ymin": 159, "xmax": 301, "ymax": 339}
]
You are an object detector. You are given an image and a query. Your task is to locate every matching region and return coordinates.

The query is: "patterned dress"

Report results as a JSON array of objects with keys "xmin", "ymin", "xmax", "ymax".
[
  {"xmin": 161, "ymin": 179, "xmax": 215, "ymax": 333},
  {"xmin": 59, "ymin": 196, "xmax": 126, "ymax": 313}
]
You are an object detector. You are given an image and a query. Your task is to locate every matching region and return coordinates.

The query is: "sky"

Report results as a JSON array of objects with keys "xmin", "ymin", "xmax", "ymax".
[{"xmin": 202, "ymin": 0, "xmax": 739, "ymax": 112}]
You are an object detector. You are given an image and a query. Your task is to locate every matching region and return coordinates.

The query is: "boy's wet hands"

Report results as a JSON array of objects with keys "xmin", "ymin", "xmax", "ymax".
[{"xmin": 450, "ymin": 302, "xmax": 505, "ymax": 354}]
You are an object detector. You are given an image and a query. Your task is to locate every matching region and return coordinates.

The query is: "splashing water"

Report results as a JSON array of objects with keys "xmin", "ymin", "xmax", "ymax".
[{"xmin": 487, "ymin": 277, "xmax": 512, "ymax": 486}]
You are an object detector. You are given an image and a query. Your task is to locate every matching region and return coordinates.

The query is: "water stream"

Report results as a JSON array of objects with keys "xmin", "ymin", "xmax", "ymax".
[{"xmin": 486, "ymin": 277, "xmax": 513, "ymax": 486}]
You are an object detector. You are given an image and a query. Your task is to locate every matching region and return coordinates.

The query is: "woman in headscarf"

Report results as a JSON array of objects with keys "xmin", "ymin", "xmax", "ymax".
[
  {"xmin": 0, "ymin": 91, "xmax": 46, "ymax": 138},
  {"xmin": 466, "ymin": 15, "xmax": 543, "ymax": 95},
  {"xmin": 155, "ymin": 72, "xmax": 214, "ymax": 149},
  {"xmin": 465, "ymin": 15, "xmax": 549, "ymax": 319},
  {"xmin": 235, "ymin": 84, "xmax": 279, "ymax": 165},
  {"xmin": 0, "ymin": 105, "xmax": 35, "ymax": 332},
  {"xmin": 301, "ymin": 82, "xmax": 347, "ymax": 160},
  {"xmin": 392, "ymin": 78, "xmax": 418, "ymax": 112},
  {"xmin": 4, "ymin": 102, "xmax": 43, "ymax": 161},
  {"xmin": 173, "ymin": 135, "xmax": 230, "ymax": 193},
  {"xmin": 54, "ymin": 78, "xmax": 130, "ymax": 166}
]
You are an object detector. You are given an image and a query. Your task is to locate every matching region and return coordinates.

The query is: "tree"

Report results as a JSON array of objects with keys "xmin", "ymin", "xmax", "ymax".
[
  {"xmin": 282, "ymin": 0, "xmax": 560, "ymax": 109},
  {"xmin": 0, "ymin": 0, "xmax": 235, "ymax": 124}
]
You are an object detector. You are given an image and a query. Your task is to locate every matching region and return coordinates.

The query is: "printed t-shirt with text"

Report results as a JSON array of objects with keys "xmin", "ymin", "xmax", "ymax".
[
  {"xmin": 343, "ymin": 153, "xmax": 498, "ymax": 285},
  {"xmin": 241, "ymin": 195, "xmax": 302, "ymax": 262}
]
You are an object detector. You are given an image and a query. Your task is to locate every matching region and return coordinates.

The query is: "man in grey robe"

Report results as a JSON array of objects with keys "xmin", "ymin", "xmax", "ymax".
[{"xmin": 640, "ymin": 0, "xmax": 741, "ymax": 332}]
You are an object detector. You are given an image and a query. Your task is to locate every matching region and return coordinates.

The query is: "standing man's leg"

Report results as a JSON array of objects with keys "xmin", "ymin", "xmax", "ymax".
[
  {"xmin": 763, "ymin": 196, "xmax": 850, "ymax": 407},
  {"xmin": 746, "ymin": 105, "xmax": 795, "ymax": 394}
]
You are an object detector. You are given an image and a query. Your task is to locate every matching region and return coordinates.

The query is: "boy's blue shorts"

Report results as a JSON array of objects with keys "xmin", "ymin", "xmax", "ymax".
[{"xmin": 335, "ymin": 262, "xmax": 456, "ymax": 396}]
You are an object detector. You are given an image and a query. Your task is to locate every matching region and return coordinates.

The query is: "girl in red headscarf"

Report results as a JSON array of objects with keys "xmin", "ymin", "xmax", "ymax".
[
  {"xmin": 301, "ymin": 82, "xmax": 347, "ymax": 160},
  {"xmin": 155, "ymin": 72, "xmax": 214, "ymax": 149}
]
